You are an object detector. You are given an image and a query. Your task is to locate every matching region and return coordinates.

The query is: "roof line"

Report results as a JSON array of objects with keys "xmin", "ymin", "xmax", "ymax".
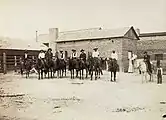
[
  {"xmin": 60, "ymin": 27, "xmax": 102, "ymax": 33},
  {"xmin": 56, "ymin": 36, "xmax": 124, "ymax": 43},
  {"xmin": 139, "ymin": 32, "xmax": 166, "ymax": 37}
]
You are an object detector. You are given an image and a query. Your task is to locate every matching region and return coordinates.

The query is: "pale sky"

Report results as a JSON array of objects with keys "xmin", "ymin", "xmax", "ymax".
[{"xmin": 0, "ymin": 0, "xmax": 166, "ymax": 40}]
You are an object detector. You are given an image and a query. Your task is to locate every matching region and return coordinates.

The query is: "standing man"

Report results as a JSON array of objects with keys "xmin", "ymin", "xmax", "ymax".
[
  {"xmin": 131, "ymin": 53, "xmax": 137, "ymax": 72},
  {"xmin": 143, "ymin": 51, "xmax": 152, "ymax": 73}
]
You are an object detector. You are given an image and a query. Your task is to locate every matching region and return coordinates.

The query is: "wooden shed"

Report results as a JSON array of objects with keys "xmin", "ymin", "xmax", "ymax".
[{"xmin": 0, "ymin": 37, "xmax": 47, "ymax": 73}]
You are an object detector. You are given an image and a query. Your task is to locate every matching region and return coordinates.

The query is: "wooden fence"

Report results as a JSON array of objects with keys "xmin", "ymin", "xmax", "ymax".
[{"xmin": 0, "ymin": 49, "xmax": 39, "ymax": 74}]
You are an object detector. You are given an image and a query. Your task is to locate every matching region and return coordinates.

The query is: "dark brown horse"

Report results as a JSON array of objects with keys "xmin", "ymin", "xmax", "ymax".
[
  {"xmin": 107, "ymin": 58, "xmax": 119, "ymax": 82},
  {"xmin": 78, "ymin": 58, "xmax": 88, "ymax": 80},
  {"xmin": 68, "ymin": 57, "xmax": 79, "ymax": 79},
  {"xmin": 36, "ymin": 58, "xmax": 47, "ymax": 80},
  {"xmin": 88, "ymin": 56, "xmax": 101, "ymax": 80}
]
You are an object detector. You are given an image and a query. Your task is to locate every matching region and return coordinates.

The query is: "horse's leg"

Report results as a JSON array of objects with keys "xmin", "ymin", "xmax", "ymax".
[
  {"xmin": 110, "ymin": 71, "xmax": 113, "ymax": 81},
  {"xmin": 38, "ymin": 70, "xmax": 40, "ymax": 80},
  {"xmin": 141, "ymin": 72, "xmax": 144, "ymax": 84},
  {"xmin": 91, "ymin": 70, "xmax": 93, "ymax": 80},
  {"xmin": 65, "ymin": 66, "xmax": 66, "ymax": 77},
  {"xmin": 95, "ymin": 69, "xmax": 97, "ymax": 80},
  {"xmin": 86, "ymin": 68, "xmax": 88, "ymax": 78},
  {"xmin": 114, "ymin": 71, "xmax": 116, "ymax": 82},
  {"xmin": 98, "ymin": 68, "xmax": 100, "ymax": 79},
  {"xmin": 70, "ymin": 70, "xmax": 72, "ymax": 79},
  {"xmin": 82, "ymin": 69, "xmax": 84, "ymax": 80}
]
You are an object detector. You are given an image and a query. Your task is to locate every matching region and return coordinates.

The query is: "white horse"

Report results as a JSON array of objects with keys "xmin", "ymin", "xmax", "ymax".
[{"xmin": 136, "ymin": 59, "xmax": 154, "ymax": 83}]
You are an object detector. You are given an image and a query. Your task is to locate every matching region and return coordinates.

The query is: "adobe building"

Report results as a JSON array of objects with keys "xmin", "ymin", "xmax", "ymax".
[
  {"xmin": 137, "ymin": 32, "xmax": 166, "ymax": 73},
  {"xmin": 38, "ymin": 26, "xmax": 139, "ymax": 72}
]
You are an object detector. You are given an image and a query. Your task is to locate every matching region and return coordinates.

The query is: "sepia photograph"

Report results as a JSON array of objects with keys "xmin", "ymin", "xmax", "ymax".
[{"xmin": 0, "ymin": 0, "xmax": 166, "ymax": 119}]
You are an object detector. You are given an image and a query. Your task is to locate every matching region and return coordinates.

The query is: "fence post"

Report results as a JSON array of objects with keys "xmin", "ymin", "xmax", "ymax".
[
  {"xmin": 3, "ymin": 52, "xmax": 7, "ymax": 74},
  {"xmin": 14, "ymin": 56, "xmax": 17, "ymax": 72}
]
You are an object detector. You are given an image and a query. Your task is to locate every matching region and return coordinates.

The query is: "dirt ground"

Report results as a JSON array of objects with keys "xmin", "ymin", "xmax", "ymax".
[{"xmin": 0, "ymin": 71, "xmax": 166, "ymax": 120}]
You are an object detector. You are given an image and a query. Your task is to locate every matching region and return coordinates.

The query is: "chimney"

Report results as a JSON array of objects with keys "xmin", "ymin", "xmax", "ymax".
[
  {"xmin": 135, "ymin": 28, "xmax": 140, "ymax": 36},
  {"xmin": 49, "ymin": 28, "xmax": 59, "ymax": 55}
]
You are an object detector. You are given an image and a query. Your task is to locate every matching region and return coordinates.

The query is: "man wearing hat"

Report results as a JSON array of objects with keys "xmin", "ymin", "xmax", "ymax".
[
  {"xmin": 38, "ymin": 49, "xmax": 46, "ymax": 66},
  {"xmin": 45, "ymin": 48, "xmax": 53, "ymax": 60},
  {"xmin": 71, "ymin": 49, "xmax": 78, "ymax": 59},
  {"xmin": 92, "ymin": 47, "xmax": 99, "ymax": 58},
  {"xmin": 79, "ymin": 49, "xmax": 86, "ymax": 63},
  {"xmin": 60, "ymin": 50, "xmax": 65, "ymax": 60},
  {"xmin": 38, "ymin": 49, "xmax": 45, "ymax": 60},
  {"xmin": 143, "ymin": 51, "xmax": 152, "ymax": 73},
  {"xmin": 111, "ymin": 50, "xmax": 118, "ymax": 61},
  {"xmin": 23, "ymin": 49, "xmax": 29, "ymax": 64}
]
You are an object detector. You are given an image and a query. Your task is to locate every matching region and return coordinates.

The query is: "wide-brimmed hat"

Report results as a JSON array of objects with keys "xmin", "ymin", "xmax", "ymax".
[
  {"xmin": 72, "ymin": 49, "xmax": 76, "ymax": 51},
  {"xmin": 144, "ymin": 51, "xmax": 147, "ymax": 54},
  {"xmin": 93, "ymin": 47, "xmax": 98, "ymax": 50},
  {"xmin": 59, "ymin": 49, "xmax": 63, "ymax": 52},
  {"xmin": 80, "ymin": 49, "xmax": 84, "ymax": 52},
  {"xmin": 48, "ymin": 48, "xmax": 52, "ymax": 51}
]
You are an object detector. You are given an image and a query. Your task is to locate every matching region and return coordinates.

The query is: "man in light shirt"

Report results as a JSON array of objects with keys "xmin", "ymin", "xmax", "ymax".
[
  {"xmin": 111, "ymin": 50, "xmax": 118, "ymax": 60},
  {"xmin": 60, "ymin": 50, "xmax": 65, "ymax": 60},
  {"xmin": 92, "ymin": 47, "xmax": 99, "ymax": 58},
  {"xmin": 71, "ymin": 49, "xmax": 77, "ymax": 59},
  {"xmin": 38, "ymin": 50, "xmax": 45, "ymax": 59}
]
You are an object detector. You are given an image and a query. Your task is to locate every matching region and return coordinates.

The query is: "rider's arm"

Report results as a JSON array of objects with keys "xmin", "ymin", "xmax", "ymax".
[{"xmin": 38, "ymin": 54, "xmax": 41, "ymax": 59}]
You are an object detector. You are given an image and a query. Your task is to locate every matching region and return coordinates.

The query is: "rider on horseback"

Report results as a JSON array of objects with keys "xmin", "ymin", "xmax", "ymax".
[
  {"xmin": 60, "ymin": 50, "xmax": 65, "ymax": 60},
  {"xmin": 38, "ymin": 49, "xmax": 45, "ymax": 65},
  {"xmin": 143, "ymin": 51, "xmax": 152, "ymax": 73},
  {"xmin": 111, "ymin": 50, "xmax": 118, "ymax": 61},
  {"xmin": 45, "ymin": 48, "xmax": 53, "ymax": 60},
  {"xmin": 71, "ymin": 49, "xmax": 77, "ymax": 59},
  {"xmin": 79, "ymin": 49, "xmax": 86, "ymax": 63}
]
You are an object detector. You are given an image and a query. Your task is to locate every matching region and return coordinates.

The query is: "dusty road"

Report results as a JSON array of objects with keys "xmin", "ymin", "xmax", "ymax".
[{"xmin": 0, "ymin": 71, "xmax": 166, "ymax": 120}]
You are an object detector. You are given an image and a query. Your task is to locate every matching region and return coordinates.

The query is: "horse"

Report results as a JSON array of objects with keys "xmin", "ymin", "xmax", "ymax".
[
  {"xmin": 137, "ymin": 59, "xmax": 154, "ymax": 83},
  {"xmin": 107, "ymin": 58, "xmax": 119, "ymax": 82},
  {"xmin": 24, "ymin": 59, "xmax": 32, "ymax": 78},
  {"xmin": 68, "ymin": 57, "xmax": 79, "ymax": 79},
  {"xmin": 78, "ymin": 58, "xmax": 88, "ymax": 80},
  {"xmin": 88, "ymin": 56, "xmax": 101, "ymax": 80},
  {"xmin": 36, "ymin": 58, "xmax": 47, "ymax": 80},
  {"xmin": 19, "ymin": 57, "xmax": 24, "ymax": 76},
  {"xmin": 56, "ymin": 57, "xmax": 67, "ymax": 78}
]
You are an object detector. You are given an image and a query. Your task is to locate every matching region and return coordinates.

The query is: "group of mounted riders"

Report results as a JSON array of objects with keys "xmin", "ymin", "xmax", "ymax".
[{"xmin": 20, "ymin": 47, "xmax": 119, "ymax": 81}]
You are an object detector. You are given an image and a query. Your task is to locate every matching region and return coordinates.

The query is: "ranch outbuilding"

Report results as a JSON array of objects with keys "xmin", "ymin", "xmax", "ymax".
[{"xmin": 38, "ymin": 26, "xmax": 139, "ymax": 72}]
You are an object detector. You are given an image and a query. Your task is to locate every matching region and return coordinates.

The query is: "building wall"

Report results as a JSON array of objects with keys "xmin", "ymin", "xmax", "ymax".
[
  {"xmin": 122, "ymin": 38, "xmax": 138, "ymax": 72},
  {"xmin": 140, "ymin": 36, "xmax": 166, "ymax": 40},
  {"xmin": 57, "ymin": 38, "xmax": 124, "ymax": 71}
]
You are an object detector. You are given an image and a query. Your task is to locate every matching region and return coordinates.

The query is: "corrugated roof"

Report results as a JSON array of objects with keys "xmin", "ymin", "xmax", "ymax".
[
  {"xmin": 0, "ymin": 37, "xmax": 48, "ymax": 50},
  {"xmin": 137, "ymin": 39, "xmax": 166, "ymax": 50},
  {"xmin": 57, "ymin": 27, "xmax": 131, "ymax": 42}
]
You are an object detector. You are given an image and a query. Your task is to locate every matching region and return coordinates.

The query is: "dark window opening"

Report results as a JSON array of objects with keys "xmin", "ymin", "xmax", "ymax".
[{"xmin": 155, "ymin": 54, "xmax": 163, "ymax": 60}]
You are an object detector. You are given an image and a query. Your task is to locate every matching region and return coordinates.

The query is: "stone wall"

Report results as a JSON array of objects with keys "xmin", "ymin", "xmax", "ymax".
[
  {"xmin": 122, "ymin": 38, "xmax": 138, "ymax": 72},
  {"xmin": 57, "ymin": 38, "xmax": 124, "ymax": 71}
]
